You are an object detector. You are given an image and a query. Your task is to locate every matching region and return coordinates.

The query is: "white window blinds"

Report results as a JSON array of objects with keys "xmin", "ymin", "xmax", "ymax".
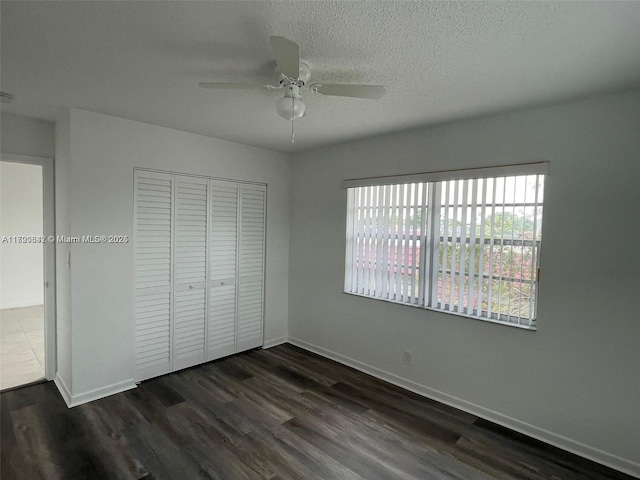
[
  {"xmin": 345, "ymin": 183, "xmax": 428, "ymax": 305},
  {"xmin": 344, "ymin": 162, "xmax": 548, "ymax": 329}
]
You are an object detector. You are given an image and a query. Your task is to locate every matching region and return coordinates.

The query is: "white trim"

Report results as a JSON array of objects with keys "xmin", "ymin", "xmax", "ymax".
[
  {"xmin": 204, "ymin": 177, "xmax": 212, "ymax": 362},
  {"xmin": 343, "ymin": 161, "xmax": 550, "ymax": 188},
  {"xmin": 133, "ymin": 166, "xmax": 266, "ymax": 187},
  {"xmin": 54, "ymin": 373, "xmax": 72, "ymax": 406},
  {"xmin": 262, "ymin": 336, "xmax": 287, "ymax": 349},
  {"xmin": 287, "ymin": 337, "xmax": 640, "ymax": 479},
  {"xmin": 55, "ymin": 376, "xmax": 137, "ymax": 408},
  {"xmin": 170, "ymin": 173, "xmax": 177, "ymax": 372},
  {"xmin": 261, "ymin": 184, "xmax": 268, "ymax": 350},
  {"xmin": 42, "ymin": 156, "xmax": 56, "ymax": 380}
]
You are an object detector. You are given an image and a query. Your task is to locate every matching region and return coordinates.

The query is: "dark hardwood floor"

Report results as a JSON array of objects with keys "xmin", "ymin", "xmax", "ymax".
[{"xmin": 1, "ymin": 344, "xmax": 635, "ymax": 480}]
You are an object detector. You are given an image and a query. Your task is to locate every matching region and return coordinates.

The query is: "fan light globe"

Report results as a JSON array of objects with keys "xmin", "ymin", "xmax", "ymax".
[{"xmin": 276, "ymin": 95, "xmax": 305, "ymax": 121}]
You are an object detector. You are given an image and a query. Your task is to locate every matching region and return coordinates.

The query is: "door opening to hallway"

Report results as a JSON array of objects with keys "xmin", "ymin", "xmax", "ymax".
[{"xmin": 0, "ymin": 157, "xmax": 55, "ymax": 390}]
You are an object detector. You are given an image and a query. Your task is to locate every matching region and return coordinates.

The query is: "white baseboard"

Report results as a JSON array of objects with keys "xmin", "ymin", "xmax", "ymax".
[
  {"xmin": 263, "ymin": 336, "xmax": 288, "ymax": 349},
  {"xmin": 54, "ymin": 373, "xmax": 72, "ymax": 406},
  {"xmin": 287, "ymin": 337, "xmax": 640, "ymax": 479},
  {"xmin": 54, "ymin": 374, "xmax": 137, "ymax": 408}
]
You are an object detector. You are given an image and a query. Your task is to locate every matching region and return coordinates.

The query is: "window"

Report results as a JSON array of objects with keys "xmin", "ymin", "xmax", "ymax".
[{"xmin": 344, "ymin": 163, "xmax": 547, "ymax": 329}]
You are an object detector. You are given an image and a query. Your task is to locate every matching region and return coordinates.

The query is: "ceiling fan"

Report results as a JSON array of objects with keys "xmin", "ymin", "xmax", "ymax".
[{"xmin": 198, "ymin": 36, "xmax": 386, "ymax": 142}]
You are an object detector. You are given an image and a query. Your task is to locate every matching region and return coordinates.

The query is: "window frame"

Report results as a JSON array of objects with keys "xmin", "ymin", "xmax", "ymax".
[{"xmin": 343, "ymin": 162, "xmax": 549, "ymax": 330}]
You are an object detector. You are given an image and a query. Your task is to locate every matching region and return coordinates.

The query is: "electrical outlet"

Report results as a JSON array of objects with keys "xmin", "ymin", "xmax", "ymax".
[{"xmin": 403, "ymin": 350, "xmax": 412, "ymax": 365}]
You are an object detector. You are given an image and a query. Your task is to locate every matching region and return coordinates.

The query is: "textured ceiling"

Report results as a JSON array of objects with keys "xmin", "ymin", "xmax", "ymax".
[{"xmin": 2, "ymin": 1, "xmax": 640, "ymax": 153}]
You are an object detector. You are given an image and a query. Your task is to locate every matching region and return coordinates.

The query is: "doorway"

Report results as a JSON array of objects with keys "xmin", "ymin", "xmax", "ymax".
[{"xmin": 0, "ymin": 155, "xmax": 55, "ymax": 390}]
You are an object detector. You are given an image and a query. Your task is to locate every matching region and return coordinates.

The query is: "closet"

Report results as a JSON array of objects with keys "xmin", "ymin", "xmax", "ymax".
[{"xmin": 133, "ymin": 170, "xmax": 266, "ymax": 382}]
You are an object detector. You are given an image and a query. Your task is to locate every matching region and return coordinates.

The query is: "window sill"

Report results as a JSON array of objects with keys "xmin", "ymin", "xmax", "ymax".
[{"xmin": 343, "ymin": 291, "xmax": 537, "ymax": 331}]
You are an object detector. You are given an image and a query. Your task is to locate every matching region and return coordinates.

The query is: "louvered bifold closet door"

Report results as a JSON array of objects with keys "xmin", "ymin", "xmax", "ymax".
[
  {"xmin": 172, "ymin": 175, "xmax": 209, "ymax": 371},
  {"xmin": 208, "ymin": 180, "xmax": 238, "ymax": 361},
  {"xmin": 237, "ymin": 184, "xmax": 266, "ymax": 352},
  {"xmin": 134, "ymin": 171, "xmax": 173, "ymax": 381}
]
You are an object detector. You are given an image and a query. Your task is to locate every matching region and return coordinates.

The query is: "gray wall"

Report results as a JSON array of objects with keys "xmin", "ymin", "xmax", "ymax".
[
  {"xmin": 288, "ymin": 90, "xmax": 640, "ymax": 475},
  {"xmin": 55, "ymin": 108, "xmax": 290, "ymax": 404},
  {"xmin": 1, "ymin": 112, "xmax": 54, "ymax": 158}
]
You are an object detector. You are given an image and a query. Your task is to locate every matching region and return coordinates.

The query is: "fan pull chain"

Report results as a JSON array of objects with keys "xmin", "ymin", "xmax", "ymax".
[{"xmin": 291, "ymin": 96, "xmax": 295, "ymax": 143}]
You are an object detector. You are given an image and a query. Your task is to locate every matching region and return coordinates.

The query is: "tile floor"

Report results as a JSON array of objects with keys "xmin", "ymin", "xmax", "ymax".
[{"xmin": 0, "ymin": 305, "xmax": 45, "ymax": 390}]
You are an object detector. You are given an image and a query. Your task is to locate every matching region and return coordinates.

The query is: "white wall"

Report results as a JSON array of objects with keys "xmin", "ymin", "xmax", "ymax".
[
  {"xmin": 288, "ymin": 90, "xmax": 640, "ymax": 476},
  {"xmin": 0, "ymin": 162, "xmax": 44, "ymax": 308},
  {"xmin": 57, "ymin": 108, "xmax": 290, "ymax": 403}
]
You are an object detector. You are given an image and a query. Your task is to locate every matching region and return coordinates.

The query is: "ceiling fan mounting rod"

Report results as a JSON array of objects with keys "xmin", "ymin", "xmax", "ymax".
[
  {"xmin": 277, "ymin": 60, "xmax": 311, "ymax": 87},
  {"xmin": 283, "ymin": 84, "xmax": 302, "ymax": 99},
  {"xmin": 279, "ymin": 76, "xmax": 304, "ymax": 87}
]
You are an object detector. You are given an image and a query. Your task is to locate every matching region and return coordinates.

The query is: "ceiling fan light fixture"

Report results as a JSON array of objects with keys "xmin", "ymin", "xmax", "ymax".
[
  {"xmin": 198, "ymin": 36, "xmax": 386, "ymax": 136},
  {"xmin": 275, "ymin": 85, "xmax": 305, "ymax": 120},
  {"xmin": 275, "ymin": 96, "xmax": 305, "ymax": 120}
]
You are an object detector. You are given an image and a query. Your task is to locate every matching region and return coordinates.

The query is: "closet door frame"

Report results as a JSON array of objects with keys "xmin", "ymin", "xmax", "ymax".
[{"xmin": 134, "ymin": 168, "xmax": 266, "ymax": 381}]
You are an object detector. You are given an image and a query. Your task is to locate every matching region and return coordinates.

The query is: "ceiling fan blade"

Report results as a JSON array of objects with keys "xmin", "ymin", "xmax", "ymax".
[
  {"xmin": 198, "ymin": 82, "xmax": 268, "ymax": 90},
  {"xmin": 269, "ymin": 36, "xmax": 300, "ymax": 79},
  {"xmin": 311, "ymin": 84, "xmax": 386, "ymax": 99}
]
